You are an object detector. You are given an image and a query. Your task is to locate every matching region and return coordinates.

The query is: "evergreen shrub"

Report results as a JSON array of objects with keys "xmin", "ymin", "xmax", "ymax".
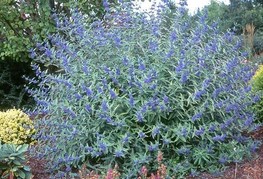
[
  {"xmin": 251, "ymin": 65, "xmax": 263, "ymax": 122},
  {"xmin": 0, "ymin": 109, "xmax": 35, "ymax": 145}
]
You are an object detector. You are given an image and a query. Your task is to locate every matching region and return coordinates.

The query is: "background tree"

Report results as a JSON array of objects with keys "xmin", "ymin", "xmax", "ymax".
[
  {"xmin": 199, "ymin": 0, "xmax": 263, "ymax": 55},
  {"xmin": 0, "ymin": 0, "xmax": 121, "ymax": 110}
]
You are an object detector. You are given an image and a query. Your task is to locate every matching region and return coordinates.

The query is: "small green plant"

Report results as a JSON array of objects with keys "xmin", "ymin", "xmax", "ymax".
[
  {"xmin": 0, "ymin": 109, "xmax": 36, "ymax": 145},
  {"xmin": 251, "ymin": 65, "xmax": 263, "ymax": 122},
  {"xmin": 252, "ymin": 65, "xmax": 263, "ymax": 91},
  {"xmin": 0, "ymin": 144, "xmax": 31, "ymax": 179}
]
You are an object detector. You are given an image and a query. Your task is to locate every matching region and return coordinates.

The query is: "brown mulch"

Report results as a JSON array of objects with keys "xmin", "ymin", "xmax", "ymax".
[
  {"xmin": 27, "ymin": 157, "xmax": 50, "ymax": 179},
  {"xmin": 27, "ymin": 127, "xmax": 263, "ymax": 179}
]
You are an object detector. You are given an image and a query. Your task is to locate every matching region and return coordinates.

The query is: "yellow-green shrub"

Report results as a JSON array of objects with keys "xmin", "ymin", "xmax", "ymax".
[
  {"xmin": 252, "ymin": 65, "xmax": 263, "ymax": 122},
  {"xmin": 0, "ymin": 109, "xmax": 35, "ymax": 145},
  {"xmin": 252, "ymin": 65, "xmax": 263, "ymax": 91}
]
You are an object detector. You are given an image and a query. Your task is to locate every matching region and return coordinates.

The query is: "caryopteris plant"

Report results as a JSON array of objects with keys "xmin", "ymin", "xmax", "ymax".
[{"xmin": 28, "ymin": 1, "xmax": 261, "ymax": 178}]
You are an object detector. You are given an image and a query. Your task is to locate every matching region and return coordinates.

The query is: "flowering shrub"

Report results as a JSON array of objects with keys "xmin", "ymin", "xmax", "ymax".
[
  {"xmin": 0, "ymin": 109, "xmax": 35, "ymax": 145},
  {"xmin": 28, "ymin": 1, "xmax": 261, "ymax": 178}
]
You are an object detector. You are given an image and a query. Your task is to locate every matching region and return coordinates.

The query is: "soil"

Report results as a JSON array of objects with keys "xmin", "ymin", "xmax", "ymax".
[{"xmin": 27, "ymin": 126, "xmax": 263, "ymax": 179}]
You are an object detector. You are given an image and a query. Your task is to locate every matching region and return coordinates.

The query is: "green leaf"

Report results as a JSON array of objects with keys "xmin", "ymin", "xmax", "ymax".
[
  {"xmin": 23, "ymin": 166, "xmax": 31, "ymax": 172},
  {"xmin": 13, "ymin": 160, "xmax": 21, "ymax": 166},
  {"xmin": 16, "ymin": 169, "xmax": 26, "ymax": 179}
]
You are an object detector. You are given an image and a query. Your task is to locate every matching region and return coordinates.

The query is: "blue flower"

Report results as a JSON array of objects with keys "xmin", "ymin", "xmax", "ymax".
[
  {"xmin": 170, "ymin": 31, "xmax": 177, "ymax": 42},
  {"xmin": 195, "ymin": 127, "xmax": 205, "ymax": 136},
  {"xmin": 179, "ymin": 0, "xmax": 188, "ymax": 6},
  {"xmin": 148, "ymin": 40, "xmax": 158, "ymax": 52},
  {"xmin": 82, "ymin": 63, "xmax": 89, "ymax": 75},
  {"xmin": 224, "ymin": 118, "xmax": 234, "ymax": 126},
  {"xmin": 249, "ymin": 142, "xmax": 259, "ymax": 153},
  {"xmin": 98, "ymin": 142, "xmax": 107, "ymax": 153},
  {"xmin": 36, "ymin": 100, "xmax": 49, "ymax": 107},
  {"xmin": 152, "ymin": 24, "xmax": 159, "ymax": 37},
  {"xmin": 101, "ymin": 100, "xmax": 108, "ymax": 112},
  {"xmin": 234, "ymin": 135, "xmax": 248, "ymax": 143},
  {"xmin": 29, "ymin": 49, "xmax": 37, "ymax": 59},
  {"xmin": 141, "ymin": 104, "xmax": 147, "ymax": 113},
  {"xmin": 104, "ymin": 66, "xmax": 111, "ymax": 74},
  {"xmin": 102, "ymin": 78, "xmax": 108, "ymax": 89},
  {"xmin": 129, "ymin": 66, "xmax": 135, "ymax": 78},
  {"xmin": 45, "ymin": 48, "xmax": 52, "ymax": 58},
  {"xmin": 122, "ymin": 57, "xmax": 129, "ymax": 65},
  {"xmin": 150, "ymin": 84, "xmax": 157, "ymax": 90},
  {"xmin": 63, "ymin": 107, "xmax": 76, "ymax": 118},
  {"xmin": 96, "ymin": 85, "xmax": 103, "ymax": 93},
  {"xmin": 234, "ymin": 40, "xmax": 242, "ymax": 51},
  {"xmin": 180, "ymin": 71, "xmax": 189, "ymax": 84},
  {"xmin": 191, "ymin": 112, "xmax": 202, "ymax": 122},
  {"xmin": 180, "ymin": 127, "xmax": 188, "ymax": 137},
  {"xmin": 244, "ymin": 116, "xmax": 254, "ymax": 127},
  {"xmin": 202, "ymin": 78, "xmax": 211, "ymax": 89},
  {"xmin": 75, "ymin": 93, "xmax": 82, "ymax": 101},
  {"xmin": 175, "ymin": 58, "xmax": 185, "ymax": 73},
  {"xmin": 177, "ymin": 148, "xmax": 190, "ymax": 155},
  {"xmin": 103, "ymin": 0, "xmax": 110, "ymax": 11},
  {"xmin": 114, "ymin": 36, "xmax": 122, "ymax": 47},
  {"xmin": 85, "ymin": 146, "xmax": 93, "ymax": 153},
  {"xmin": 194, "ymin": 90, "xmax": 205, "ymax": 100},
  {"xmin": 31, "ymin": 63, "xmax": 42, "ymax": 77},
  {"xmin": 86, "ymin": 87, "xmax": 93, "ymax": 97},
  {"xmin": 252, "ymin": 95, "xmax": 260, "ymax": 103},
  {"xmin": 116, "ymin": 68, "xmax": 121, "ymax": 76},
  {"xmin": 129, "ymin": 93, "xmax": 134, "ymax": 107},
  {"xmin": 244, "ymin": 86, "xmax": 252, "ymax": 93},
  {"xmin": 225, "ymin": 103, "xmax": 240, "ymax": 113},
  {"xmin": 114, "ymin": 150, "xmax": 124, "ymax": 157},
  {"xmin": 122, "ymin": 134, "xmax": 130, "ymax": 144},
  {"xmin": 241, "ymin": 51, "xmax": 249, "ymax": 57},
  {"xmin": 163, "ymin": 95, "xmax": 169, "ymax": 105},
  {"xmin": 138, "ymin": 61, "xmax": 146, "ymax": 71},
  {"xmin": 152, "ymin": 126, "xmax": 160, "ymax": 138},
  {"xmin": 208, "ymin": 40, "xmax": 218, "ymax": 52},
  {"xmin": 212, "ymin": 134, "xmax": 226, "ymax": 142},
  {"xmin": 212, "ymin": 88, "xmax": 222, "ymax": 98},
  {"xmin": 166, "ymin": 49, "xmax": 174, "ymax": 59},
  {"xmin": 144, "ymin": 75, "xmax": 152, "ymax": 84},
  {"xmin": 105, "ymin": 116, "xmax": 112, "ymax": 123},
  {"xmin": 138, "ymin": 131, "xmax": 146, "ymax": 139},
  {"xmin": 148, "ymin": 143, "xmax": 158, "ymax": 152},
  {"xmin": 219, "ymin": 156, "xmax": 228, "ymax": 164},
  {"xmin": 109, "ymin": 89, "xmax": 117, "ymax": 99},
  {"xmin": 226, "ymin": 57, "xmax": 238, "ymax": 72},
  {"xmin": 162, "ymin": 138, "xmax": 170, "ymax": 145},
  {"xmin": 136, "ymin": 111, "xmax": 143, "ymax": 122}
]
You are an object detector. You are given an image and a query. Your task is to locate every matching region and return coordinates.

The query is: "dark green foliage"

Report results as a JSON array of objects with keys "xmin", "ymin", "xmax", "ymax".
[
  {"xmin": 0, "ymin": 60, "xmax": 34, "ymax": 110},
  {"xmin": 200, "ymin": 0, "xmax": 263, "ymax": 34},
  {"xmin": 0, "ymin": 0, "xmax": 121, "ymax": 62},
  {"xmin": 254, "ymin": 30, "xmax": 263, "ymax": 55}
]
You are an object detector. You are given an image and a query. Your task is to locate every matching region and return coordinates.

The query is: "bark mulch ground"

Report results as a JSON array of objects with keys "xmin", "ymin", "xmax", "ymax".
[{"xmin": 27, "ymin": 126, "xmax": 263, "ymax": 179}]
